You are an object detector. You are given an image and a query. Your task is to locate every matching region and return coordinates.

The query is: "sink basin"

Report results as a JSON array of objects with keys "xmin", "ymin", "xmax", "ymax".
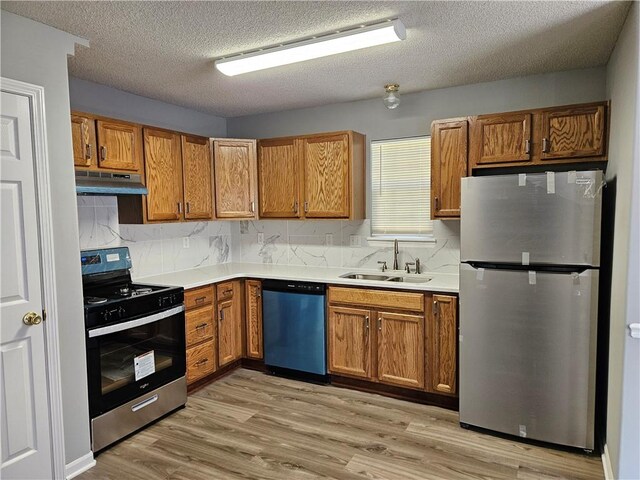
[
  {"xmin": 340, "ymin": 273, "xmax": 433, "ymax": 283},
  {"xmin": 394, "ymin": 276, "xmax": 433, "ymax": 283},
  {"xmin": 340, "ymin": 273, "xmax": 397, "ymax": 281}
]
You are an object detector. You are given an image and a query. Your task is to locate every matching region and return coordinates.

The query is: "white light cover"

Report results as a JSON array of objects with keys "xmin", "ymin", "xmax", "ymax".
[{"xmin": 215, "ymin": 19, "xmax": 406, "ymax": 76}]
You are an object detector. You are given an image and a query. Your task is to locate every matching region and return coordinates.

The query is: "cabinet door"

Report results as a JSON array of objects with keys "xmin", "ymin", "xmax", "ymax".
[
  {"xmin": 469, "ymin": 113, "xmax": 531, "ymax": 166},
  {"xmin": 96, "ymin": 120, "xmax": 143, "ymax": 172},
  {"xmin": 302, "ymin": 133, "xmax": 350, "ymax": 218},
  {"xmin": 71, "ymin": 114, "xmax": 96, "ymax": 167},
  {"xmin": 377, "ymin": 312, "xmax": 425, "ymax": 389},
  {"xmin": 218, "ymin": 291, "xmax": 242, "ymax": 367},
  {"xmin": 143, "ymin": 128, "xmax": 183, "ymax": 222},
  {"xmin": 427, "ymin": 295, "xmax": 457, "ymax": 395},
  {"xmin": 431, "ymin": 119, "xmax": 468, "ymax": 218},
  {"xmin": 540, "ymin": 104, "xmax": 605, "ymax": 160},
  {"xmin": 213, "ymin": 139, "xmax": 257, "ymax": 218},
  {"xmin": 182, "ymin": 135, "xmax": 213, "ymax": 220},
  {"xmin": 258, "ymin": 138, "xmax": 301, "ymax": 218},
  {"xmin": 245, "ymin": 280, "xmax": 263, "ymax": 359},
  {"xmin": 328, "ymin": 306, "xmax": 372, "ymax": 379}
]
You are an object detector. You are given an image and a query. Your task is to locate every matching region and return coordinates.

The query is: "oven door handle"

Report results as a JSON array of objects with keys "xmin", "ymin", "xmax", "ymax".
[{"xmin": 88, "ymin": 305, "xmax": 185, "ymax": 338}]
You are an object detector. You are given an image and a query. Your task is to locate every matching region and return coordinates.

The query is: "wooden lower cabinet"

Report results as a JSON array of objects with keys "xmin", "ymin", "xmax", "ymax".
[
  {"xmin": 245, "ymin": 280, "xmax": 263, "ymax": 359},
  {"xmin": 217, "ymin": 281, "xmax": 243, "ymax": 368},
  {"xmin": 184, "ymin": 285, "xmax": 216, "ymax": 386},
  {"xmin": 426, "ymin": 294, "xmax": 458, "ymax": 395},
  {"xmin": 187, "ymin": 339, "xmax": 216, "ymax": 383},
  {"xmin": 328, "ymin": 306, "xmax": 372, "ymax": 379},
  {"xmin": 377, "ymin": 311, "xmax": 425, "ymax": 389}
]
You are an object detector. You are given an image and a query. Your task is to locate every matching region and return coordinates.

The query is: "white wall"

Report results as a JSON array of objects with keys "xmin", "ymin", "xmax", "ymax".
[
  {"xmin": 604, "ymin": 3, "xmax": 640, "ymax": 478},
  {"xmin": 69, "ymin": 76, "xmax": 227, "ymax": 137},
  {"xmin": 0, "ymin": 11, "xmax": 92, "ymax": 467}
]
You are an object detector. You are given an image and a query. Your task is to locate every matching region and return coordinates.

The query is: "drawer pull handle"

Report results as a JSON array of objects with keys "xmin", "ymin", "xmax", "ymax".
[
  {"xmin": 222, "ymin": 289, "xmax": 233, "ymax": 296},
  {"xmin": 194, "ymin": 296, "xmax": 206, "ymax": 304},
  {"xmin": 195, "ymin": 322, "xmax": 208, "ymax": 330},
  {"xmin": 195, "ymin": 358, "xmax": 209, "ymax": 367}
]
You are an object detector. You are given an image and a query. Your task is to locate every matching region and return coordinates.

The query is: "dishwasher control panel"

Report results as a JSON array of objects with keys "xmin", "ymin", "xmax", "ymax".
[{"xmin": 262, "ymin": 280, "xmax": 326, "ymax": 294}]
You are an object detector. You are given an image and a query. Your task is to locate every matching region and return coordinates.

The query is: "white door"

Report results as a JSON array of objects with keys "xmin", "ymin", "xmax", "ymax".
[{"xmin": 1, "ymin": 91, "xmax": 53, "ymax": 478}]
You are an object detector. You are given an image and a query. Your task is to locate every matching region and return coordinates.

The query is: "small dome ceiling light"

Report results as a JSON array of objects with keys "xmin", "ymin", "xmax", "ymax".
[{"xmin": 383, "ymin": 84, "xmax": 401, "ymax": 109}]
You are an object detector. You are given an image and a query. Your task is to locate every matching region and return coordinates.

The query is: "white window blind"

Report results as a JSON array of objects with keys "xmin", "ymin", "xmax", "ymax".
[{"xmin": 371, "ymin": 136, "xmax": 432, "ymax": 237}]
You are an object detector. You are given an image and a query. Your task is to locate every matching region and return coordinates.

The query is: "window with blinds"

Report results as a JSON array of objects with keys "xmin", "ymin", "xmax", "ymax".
[{"xmin": 370, "ymin": 136, "xmax": 432, "ymax": 237}]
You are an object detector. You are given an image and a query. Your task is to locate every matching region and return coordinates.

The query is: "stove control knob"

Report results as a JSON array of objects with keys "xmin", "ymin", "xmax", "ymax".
[{"xmin": 118, "ymin": 306, "xmax": 126, "ymax": 318}]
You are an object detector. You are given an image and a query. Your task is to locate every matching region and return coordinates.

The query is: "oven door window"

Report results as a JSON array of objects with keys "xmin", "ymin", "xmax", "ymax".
[{"xmin": 87, "ymin": 309, "xmax": 185, "ymax": 417}]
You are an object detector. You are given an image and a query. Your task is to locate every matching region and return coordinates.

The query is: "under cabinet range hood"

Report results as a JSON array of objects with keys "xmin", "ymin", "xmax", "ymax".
[{"xmin": 75, "ymin": 170, "xmax": 148, "ymax": 195}]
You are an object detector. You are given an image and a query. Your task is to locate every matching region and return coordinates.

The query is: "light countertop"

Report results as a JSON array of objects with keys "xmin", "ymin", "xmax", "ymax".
[{"xmin": 136, "ymin": 263, "xmax": 459, "ymax": 294}]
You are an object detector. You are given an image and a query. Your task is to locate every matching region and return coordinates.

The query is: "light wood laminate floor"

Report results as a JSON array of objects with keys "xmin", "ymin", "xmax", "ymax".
[{"xmin": 80, "ymin": 369, "xmax": 603, "ymax": 480}]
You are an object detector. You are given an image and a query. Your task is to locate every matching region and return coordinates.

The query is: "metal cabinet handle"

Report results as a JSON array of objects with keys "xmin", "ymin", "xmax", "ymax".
[
  {"xmin": 222, "ymin": 289, "xmax": 233, "ymax": 296},
  {"xmin": 186, "ymin": 202, "xmax": 190, "ymax": 214},
  {"xmin": 542, "ymin": 138, "xmax": 549, "ymax": 153},
  {"xmin": 293, "ymin": 200, "xmax": 299, "ymax": 214},
  {"xmin": 434, "ymin": 196, "xmax": 439, "ymax": 211},
  {"xmin": 365, "ymin": 316, "xmax": 370, "ymax": 333},
  {"xmin": 195, "ymin": 322, "xmax": 208, "ymax": 330},
  {"xmin": 195, "ymin": 296, "xmax": 206, "ymax": 304},
  {"xmin": 219, "ymin": 310, "xmax": 224, "ymax": 321},
  {"xmin": 177, "ymin": 202, "xmax": 182, "ymax": 214},
  {"xmin": 99, "ymin": 146, "xmax": 107, "ymax": 160},
  {"xmin": 85, "ymin": 144, "xmax": 92, "ymax": 160},
  {"xmin": 525, "ymin": 139, "xmax": 531, "ymax": 154},
  {"xmin": 194, "ymin": 358, "xmax": 209, "ymax": 367},
  {"xmin": 377, "ymin": 317, "xmax": 382, "ymax": 331},
  {"xmin": 304, "ymin": 201, "xmax": 309, "ymax": 213},
  {"xmin": 250, "ymin": 201, "xmax": 255, "ymax": 213},
  {"xmin": 433, "ymin": 300, "xmax": 438, "ymax": 316}
]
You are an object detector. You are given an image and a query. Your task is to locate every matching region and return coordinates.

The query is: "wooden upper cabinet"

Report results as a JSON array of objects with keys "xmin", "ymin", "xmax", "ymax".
[
  {"xmin": 245, "ymin": 280, "xmax": 263, "ymax": 359},
  {"xmin": 328, "ymin": 306, "xmax": 372, "ymax": 379},
  {"xmin": 426, "ymin": 294, "xmax": 457, "ymax": 396},
  {"xmin": 258, "ymin": 138, "xmax": 301, "ymax": 218},
  {"xmin": 431, "ymin": 119, "xmax": 468, "ymax": 219},
  {"xmin": 96, "ymin": 119, "xmax": 143, "ymax": 173},
  {"xmin": 540, "ymin": 104, "xmax": 606, "ymax": 160},
  {"xmin": 213, "ymin": 139, "xmax": 257, "ymax": 219},
  {"xmin": 143, "ymin": 128, "xmax": 183, "ymax": 222},
  {"xmin": 71, "ymin": 114, "xmax": 97, "ymax": 168},
  {"xmin": 469, "ymin": 112, "xmax": 532, "ymax": 166},
  {"xmin": 302, "ymin": 133, "xmax": 350, "ymax": 218},
  {"xmin": 182, "ymin": 135, "xmax": 213, "ymax": 220},
  {"xmin": 377, "ymin": 311, "xmax": 425, "ymax": 389}
]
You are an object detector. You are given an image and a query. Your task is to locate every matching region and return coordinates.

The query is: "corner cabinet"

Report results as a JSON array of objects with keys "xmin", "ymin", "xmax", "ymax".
[
  {"xmin": 431, "ymin": 119, "xmax": 468, "ymax": 219},
  {"xmin": 257, "ymin": 131, "xmax": 365, "ymax": 219},
  {"xmin": 212, "ymin": 139, "xmax": 257, "ymax": 219}
]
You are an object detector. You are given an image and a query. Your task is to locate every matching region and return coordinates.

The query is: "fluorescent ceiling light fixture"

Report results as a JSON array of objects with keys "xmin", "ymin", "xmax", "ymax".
[{"xmin": 215, "ymin": 19, "xmax": 406, "ymax": 76}]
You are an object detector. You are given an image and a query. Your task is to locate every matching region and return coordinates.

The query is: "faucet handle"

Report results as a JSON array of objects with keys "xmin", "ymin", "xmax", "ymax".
[
  {"xmin": 377, "ymin": 261, "xmax": 388, "ymax": 272},
  {"xmin": 405, "ymin": 262, "xmax": 415, "ymax": 273}
]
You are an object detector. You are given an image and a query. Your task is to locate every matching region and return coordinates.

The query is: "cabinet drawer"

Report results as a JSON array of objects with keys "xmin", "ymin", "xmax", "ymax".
[
  {"xmin": 185, "ymin": 305, "xmax": 214, "ymax": 347},
  {"xmin": 185, "ymin": 285, "xmax": 214, "ymax": 310},
  {"xmin": 328, "ymin": 286, "xmax": 424, "ymax": 313},
  {"xmin": 186, "ymin": 339, "xmax": 215, "ymax": 384},
  {"xmin": 216, "ymin": 281, "xmax": 235, "ymax": 301}
]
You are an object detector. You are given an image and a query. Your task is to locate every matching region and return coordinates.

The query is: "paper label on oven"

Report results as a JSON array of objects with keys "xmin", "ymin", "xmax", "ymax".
[{"xmin": 134, "ymin": 351, "xmax": 155, "ymax": 381}]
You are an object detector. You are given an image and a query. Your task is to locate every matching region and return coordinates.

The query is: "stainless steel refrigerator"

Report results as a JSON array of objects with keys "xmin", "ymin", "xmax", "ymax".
[{"xmin": 459, "ymin": 170, "xmax": 603, "ymax": 451}]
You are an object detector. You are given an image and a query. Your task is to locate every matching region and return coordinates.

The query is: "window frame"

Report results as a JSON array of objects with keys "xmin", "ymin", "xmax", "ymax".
[{"xmin": 369, "ymin": 135, "xmax": 435, "ymax": 243}]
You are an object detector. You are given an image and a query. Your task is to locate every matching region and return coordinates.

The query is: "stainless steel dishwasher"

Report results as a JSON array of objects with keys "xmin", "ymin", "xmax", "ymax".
[{"xmin": 262, "ymin": 280, "xmax": 327, "ymax": 379}]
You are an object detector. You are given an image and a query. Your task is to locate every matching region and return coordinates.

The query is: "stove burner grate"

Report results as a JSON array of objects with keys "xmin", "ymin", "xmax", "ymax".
[{"xmin": 85, "ymin": 296, "xmax": 108, "ymax": 305}]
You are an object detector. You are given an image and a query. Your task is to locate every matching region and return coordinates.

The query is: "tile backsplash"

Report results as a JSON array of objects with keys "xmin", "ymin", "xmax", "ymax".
[
  {"xmin": 77, "ymin": 196, "xmax": 460, "ymax": 277},
  {"xmin": 77, "ymin": 196, "xmax": 232, "ymax": 278},
  {"xmin": 231, "ymin": 219, "xmax": 460, "ymax": 274}
]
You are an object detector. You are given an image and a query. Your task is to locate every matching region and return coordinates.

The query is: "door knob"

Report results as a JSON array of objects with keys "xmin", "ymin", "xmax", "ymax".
[{"xmin": 23, "ymin": 312, "xmax": 42, "ymax": 326}]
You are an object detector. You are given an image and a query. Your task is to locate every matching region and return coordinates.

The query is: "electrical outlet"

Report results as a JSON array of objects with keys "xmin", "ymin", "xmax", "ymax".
[
  {"xmin": 257, "ymin": 232, "xmax": 265, "ymax": 245},
  {"xmin": 325, "ymin": 233, "xmax": 333, "ymax": 246},
  {"xmin": 182, "ymin": 237, "xmax": 190, "ymax": 249},
  {"xmin": 349, "ymin": 234, "xmax": 361, "ymax": 247}
]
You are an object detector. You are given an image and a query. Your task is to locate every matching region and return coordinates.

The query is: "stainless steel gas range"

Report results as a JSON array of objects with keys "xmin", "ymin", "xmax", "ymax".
[{"xmin": 81, "ymin": 247, "xmax": 186, "ymax": 452}]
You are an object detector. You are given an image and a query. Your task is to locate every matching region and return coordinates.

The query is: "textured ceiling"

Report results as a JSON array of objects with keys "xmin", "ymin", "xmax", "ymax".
[{"xmin": 1, "ymin": 1, "xmax": 630, "ymax": 117}]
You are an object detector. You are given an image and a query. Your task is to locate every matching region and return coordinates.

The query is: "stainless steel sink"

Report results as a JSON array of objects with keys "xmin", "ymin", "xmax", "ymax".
[
  {"xmin": 340, "ymin": 273, "xmax": 432, "ymax": 283},
  {"xmin": 340, "ymin": 273, "xmax": 397, "ymax": 281}
]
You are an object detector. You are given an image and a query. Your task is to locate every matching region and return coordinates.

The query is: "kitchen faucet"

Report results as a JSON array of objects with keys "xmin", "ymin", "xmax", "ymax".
[{"xmin": 393, "ymin": 239, "xmax": 399, "ymax": 270}]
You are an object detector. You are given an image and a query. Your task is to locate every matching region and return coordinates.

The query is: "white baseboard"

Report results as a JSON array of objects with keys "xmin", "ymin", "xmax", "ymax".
[
  {"xmin": 65, "ymin": 451, "xmax": 96, "ymax": 480},
  {"xmin": 602, "ymin": 444, "xmax": 615, "ymax": 480}
]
